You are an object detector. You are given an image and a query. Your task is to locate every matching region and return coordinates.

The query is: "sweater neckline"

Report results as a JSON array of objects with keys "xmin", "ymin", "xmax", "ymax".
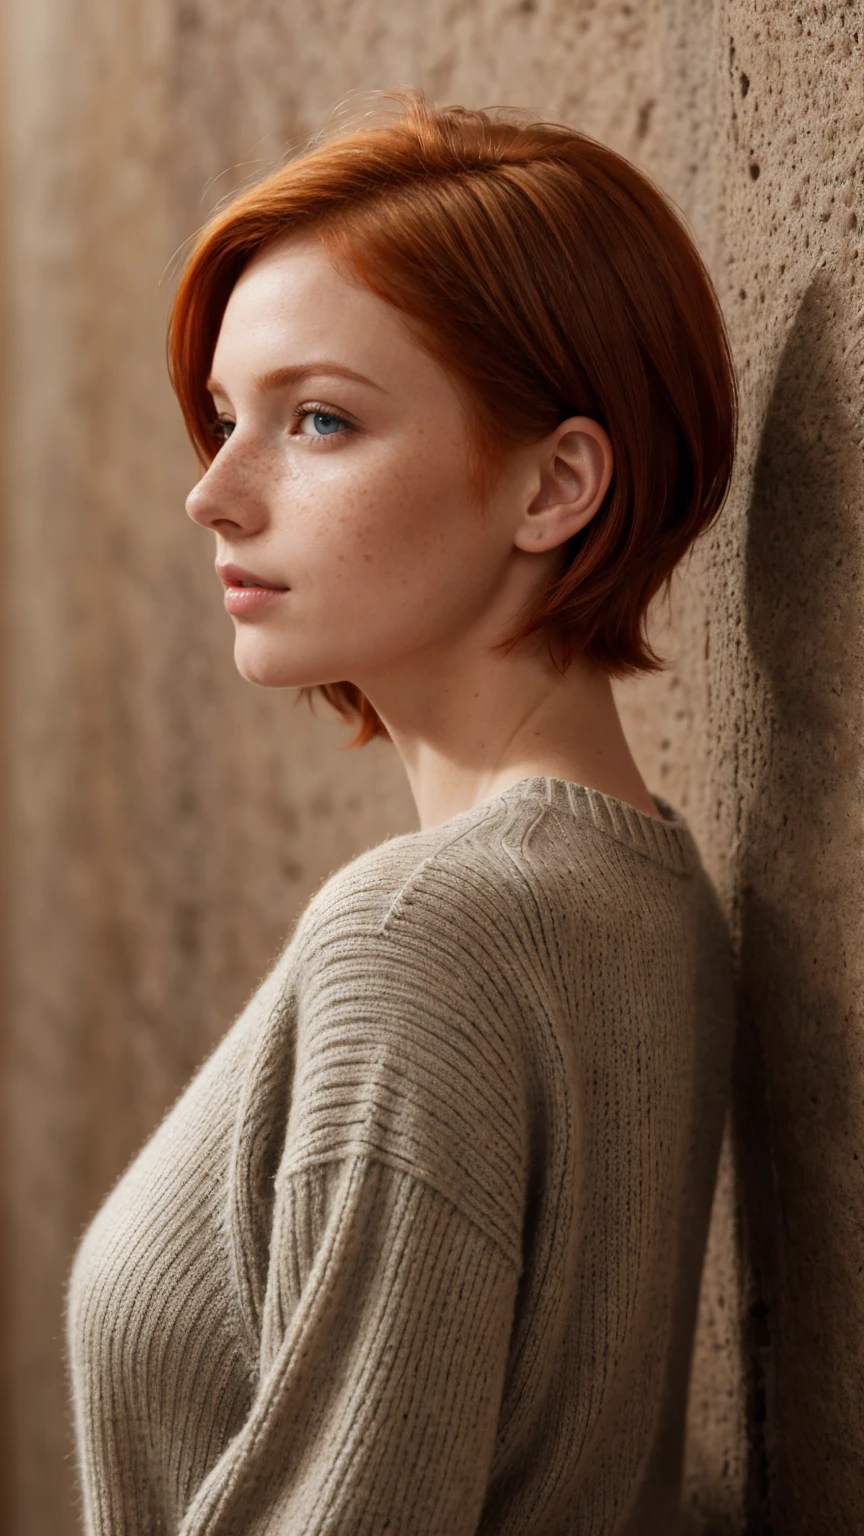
[{"xmin": 444, "ymin": 775, "xmax": 700, "ymax": 876}]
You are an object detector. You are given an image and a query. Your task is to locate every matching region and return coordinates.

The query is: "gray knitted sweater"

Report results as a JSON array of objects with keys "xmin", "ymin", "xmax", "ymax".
[{"xmin": 66, "ymin": 775, "xmax": 735, "ymax": 1535}]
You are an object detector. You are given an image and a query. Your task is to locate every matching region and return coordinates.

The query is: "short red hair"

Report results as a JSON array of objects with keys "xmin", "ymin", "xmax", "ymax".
[{"xmin": 168, "ymin": 89, "xmax": 737, "ymax": 745}]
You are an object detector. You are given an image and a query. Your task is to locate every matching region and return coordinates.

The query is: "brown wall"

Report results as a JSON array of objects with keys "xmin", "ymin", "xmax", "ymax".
[{"xmin": 2, "ymin": 2, "xmax": 862, "ymax": 1531}]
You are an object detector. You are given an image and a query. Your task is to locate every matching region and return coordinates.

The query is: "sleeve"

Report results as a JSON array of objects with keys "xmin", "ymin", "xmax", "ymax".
[{"xmin": 181, "ymin": 882, "xmax": 529, "ymax": 1536}]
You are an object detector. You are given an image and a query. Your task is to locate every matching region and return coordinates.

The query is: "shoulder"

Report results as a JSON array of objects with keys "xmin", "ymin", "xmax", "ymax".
[
  {"xmin": 280, "ymin": 800, "xmax": 555, "ymax": 1261},
  {"xmin": 288, "ymin": 798, "xmax": 542, "ymax": 1083},
  {"xmin": 290, "ymin": 794, "xmax": 545, "ymax": 968},
  {"xmin": 287, "ymin": 783, "xmax": 700, "ymax": 994}
]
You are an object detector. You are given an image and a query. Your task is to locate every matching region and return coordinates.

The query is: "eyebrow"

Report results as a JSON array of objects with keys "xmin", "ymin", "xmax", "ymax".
[{"xmin": 205, "ymin": 362, "xmax": 388, "ymax": 396}]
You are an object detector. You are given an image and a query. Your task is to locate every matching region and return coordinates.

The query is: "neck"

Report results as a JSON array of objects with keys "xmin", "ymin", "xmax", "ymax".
[{"xmin": 356, "ymin": 641, "xmax": 656, "ymax": 831}]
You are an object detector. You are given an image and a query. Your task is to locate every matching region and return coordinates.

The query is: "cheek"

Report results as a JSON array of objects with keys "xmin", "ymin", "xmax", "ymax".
[
  {"xmin": 230, "ymin": 447, "xmax": 507, "ymax": 689},
  {"xmin": 292, "ymin": 447, "xmax": 479, "ymax": 594}
]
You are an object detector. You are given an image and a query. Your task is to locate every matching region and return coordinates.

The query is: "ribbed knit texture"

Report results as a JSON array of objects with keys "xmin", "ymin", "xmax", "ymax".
[{"xmin": 66, "ymin": 775, "xmax": 736, "ymax": 1535}]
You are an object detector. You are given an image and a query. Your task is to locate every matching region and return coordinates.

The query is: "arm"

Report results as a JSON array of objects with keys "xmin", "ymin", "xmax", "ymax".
[
  {"xmin": 181, "ymin": 878, "xmax": 529, "ymax": 1536},
  {"xmin": 183, "ymin": 1155, "xmax": 519, "ymax": 1535}
]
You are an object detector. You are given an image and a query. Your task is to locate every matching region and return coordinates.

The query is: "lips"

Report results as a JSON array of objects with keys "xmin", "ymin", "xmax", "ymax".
[{"xmin": 216, "ymin": 562, "xmax": 289, "ymax": 591}]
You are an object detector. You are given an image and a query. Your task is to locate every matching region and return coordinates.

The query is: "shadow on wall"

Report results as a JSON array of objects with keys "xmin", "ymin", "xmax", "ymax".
[{"xmin": 737, "ymin": 274, "xmax": 864, "ymax": 1533}]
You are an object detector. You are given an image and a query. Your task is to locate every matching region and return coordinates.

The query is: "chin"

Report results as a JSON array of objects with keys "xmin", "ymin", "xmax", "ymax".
[
  {"xmin": 234, "ymin": 657, "xmax": 312, "ymax": 690},
  {"xmin": 232, "ymin": 637, "xmax": 348, "ymax": 691}
]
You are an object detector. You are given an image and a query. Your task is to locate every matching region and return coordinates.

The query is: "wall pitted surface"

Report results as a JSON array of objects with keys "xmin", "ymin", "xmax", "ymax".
[{"xmin": 2, "ymin": 2, "xmax": 862, "ymax": 1532}]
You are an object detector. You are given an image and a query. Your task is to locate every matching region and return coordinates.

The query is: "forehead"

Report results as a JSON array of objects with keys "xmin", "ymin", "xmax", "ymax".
[
  {"xmin": 208, "ymin": 230, "xmax": 478, "ymax": 430},
  {"xmin": 213, "ymin": 232, "xmax": 410, "ymax": 369}
]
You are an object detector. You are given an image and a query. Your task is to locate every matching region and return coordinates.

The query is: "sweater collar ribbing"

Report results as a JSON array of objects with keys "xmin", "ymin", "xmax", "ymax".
[{"xmin": 493, "ymin": 775, "xmax": 700, "ymax": 877}]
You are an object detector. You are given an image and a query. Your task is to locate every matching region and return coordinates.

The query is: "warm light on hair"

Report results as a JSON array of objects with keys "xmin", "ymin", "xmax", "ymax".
[{"xmin": 168, "ymin": 88, "xmax": 738, "ymax": 745}]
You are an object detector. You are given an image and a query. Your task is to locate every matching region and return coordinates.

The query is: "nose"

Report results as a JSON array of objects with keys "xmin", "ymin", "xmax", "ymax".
[
  {"xmin": 185, "ymin": 473, "xmax": 222, "ymax": 530},
  {"xmin": 185, "ymin": 466, "xmax": 238, "ymax": 534},
  {"xmin": 185, "ymin": 445, "xmax": 268, "ymax": 536}
]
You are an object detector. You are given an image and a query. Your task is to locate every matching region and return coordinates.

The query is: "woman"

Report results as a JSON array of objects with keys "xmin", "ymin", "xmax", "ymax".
[{"xmin": 67, "ymin": 89, "xmax": 738, "ymax": 1535}]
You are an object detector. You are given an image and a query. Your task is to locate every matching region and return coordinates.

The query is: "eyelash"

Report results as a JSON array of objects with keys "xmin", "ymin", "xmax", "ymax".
[{"xmin": 209, "ymin": 403, "xmax": 353, "ymax": 446}]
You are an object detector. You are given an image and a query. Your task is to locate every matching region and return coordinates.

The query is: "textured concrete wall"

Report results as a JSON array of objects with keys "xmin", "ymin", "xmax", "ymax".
[{"xmin": 3, "ymin": 2, "xmax": 862, "ymax": 1532}]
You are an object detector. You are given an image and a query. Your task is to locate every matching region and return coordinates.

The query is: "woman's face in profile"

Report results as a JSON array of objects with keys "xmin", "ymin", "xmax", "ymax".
[{"xmin": 187, "ymin": 231, "xmax": 544, "ymax": 695}]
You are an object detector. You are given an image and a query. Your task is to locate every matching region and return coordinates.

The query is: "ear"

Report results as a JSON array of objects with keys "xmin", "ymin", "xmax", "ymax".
[{"xmin": 513, "ymin": 416, "xmax": 613, "ymax": 553}]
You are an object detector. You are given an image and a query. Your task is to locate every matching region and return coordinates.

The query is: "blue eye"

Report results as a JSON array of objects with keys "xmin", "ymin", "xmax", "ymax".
[
  {"xmin": 309, "ymin": 411, "xmax": 344, "ymax": 436},
  {"xmin": 294, "ymin": 402, "xmax": 351, "ymax": 439}
]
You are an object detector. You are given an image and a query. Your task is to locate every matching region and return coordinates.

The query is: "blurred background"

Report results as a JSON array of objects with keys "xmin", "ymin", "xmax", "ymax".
[{"xmin": 2, "ymin": 2, "xmax": 862, "ymax": 1531}]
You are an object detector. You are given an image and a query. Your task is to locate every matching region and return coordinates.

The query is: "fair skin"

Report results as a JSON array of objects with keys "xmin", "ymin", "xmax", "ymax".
[{"xmin": 186, "ymin": 230, "xmax": 663, "ymax": 830}]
